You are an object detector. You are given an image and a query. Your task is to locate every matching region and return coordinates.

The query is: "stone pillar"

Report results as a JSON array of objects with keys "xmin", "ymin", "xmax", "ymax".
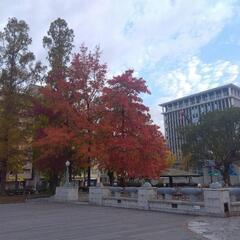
[
  {"xmin": 89, "ymin": 184, "xmax": 110, "ymax": 205},
  {"xmin": 54, "ymin": 186, "xmax": 79, "ymax": 201},
  {"xmin": 204, "ymin": 188, "xmax": 231, "ymax": 217},
  {"xmin": 138, "ymin": 182, "xmax": 156, "ymax": 210},
  {"xmin": 33, "ymin": 170, "xmax": 40, "ymax": 192},
  {"xmin": 202, "ymin": 167, "xmax": 210, "ymax": 185}
]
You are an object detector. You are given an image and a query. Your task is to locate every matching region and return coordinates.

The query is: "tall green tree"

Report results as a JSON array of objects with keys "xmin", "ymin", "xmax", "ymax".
[
  {"xmin": 32, "ymin": 18, "xmax": 75, "ymax": 193},
  {"xmin": 181, "ymin": 107, "xmax": 240, "ymax": 185},
  {"xmin": 0, "ymin": 18, "xmax": 42, "ymax": 194},
  {"xmin": 43, "ymin": 18, "xmax": 74, "ymax": 80}
]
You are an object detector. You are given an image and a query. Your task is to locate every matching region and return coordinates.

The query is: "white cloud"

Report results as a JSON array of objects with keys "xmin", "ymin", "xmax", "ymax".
[
  {"xmin": 1, "ymin": 0, "xmax": 239, "ymax": 134},
  {"xmin": 0, "ymin": 0, "xmax": 237, "ymax": 72},
  {"xmin": 150, "ymin": 57, "xmax": 240, "ymax": 132},
  {"xmin": 154, "ymin": 57, "xmax": 240, "ymax": 99}
]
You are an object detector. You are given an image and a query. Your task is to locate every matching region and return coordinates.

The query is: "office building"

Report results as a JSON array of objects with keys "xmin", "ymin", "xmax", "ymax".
[{"xmin": 160, "ymin": 83, "xmax": 240, "ymax": 166}]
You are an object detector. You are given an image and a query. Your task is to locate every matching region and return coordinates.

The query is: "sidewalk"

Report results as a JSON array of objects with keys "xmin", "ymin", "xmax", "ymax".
[
  {"xmin": 0, "ymin": 202, "xmax": 204, "ymax": 240},
  {"xmin": 188, "ymin": 216, "xmax": 240, "ymax": 240}
]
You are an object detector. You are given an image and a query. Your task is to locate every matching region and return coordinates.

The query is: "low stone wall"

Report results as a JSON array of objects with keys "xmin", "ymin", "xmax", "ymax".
[
  {"xmin": 89, "ymin": 184, "xmax": 240, "ymax": 217},
  {"xmin": 149, "ymin": 199, "xmax": 206, "ymax": 216},
  {"xmin": 103, "ymin": 196, "xmax": 138, "ymax": 209}
]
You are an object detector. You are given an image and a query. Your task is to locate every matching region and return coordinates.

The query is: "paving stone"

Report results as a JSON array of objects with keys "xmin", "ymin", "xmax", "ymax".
[
  {"xmin": 188, "ymin": 216, "xmax": 240, "ymax": 240},
  {"xmin": 0, "ymin": 202, "xmax": 204, "ymax": 240}
]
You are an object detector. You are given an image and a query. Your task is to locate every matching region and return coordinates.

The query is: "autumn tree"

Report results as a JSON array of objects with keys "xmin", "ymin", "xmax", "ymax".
[
  {"xmin": 35, "ymin": 19, "xmax": 107, "ymax": 189},
  {"xmin": 0, "ymin": 18, "xmax": 42, "ymax": 194},
  {"xmin": 99, "ymin": 70, "xmax": 169, "ymax": 185},
  {"xmin": 68, "ymin": 45, "xmax": 107, "ymax": 187},
  {"xmin": 181, "ymin": 108, "xmax": 240, "ymax": 185},
  {"xmin": 33, "ymin": 83, "xmax": 79, "ymax": 192},
  {"xmin": 33, "ymin": 18, "xmax": 75, "ymax": 192}
]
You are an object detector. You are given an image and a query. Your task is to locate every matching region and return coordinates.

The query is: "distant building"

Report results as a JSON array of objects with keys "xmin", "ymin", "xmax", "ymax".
[{"xmin": 160, "ymin": 83, "xmax": 240, "ymax": 167}]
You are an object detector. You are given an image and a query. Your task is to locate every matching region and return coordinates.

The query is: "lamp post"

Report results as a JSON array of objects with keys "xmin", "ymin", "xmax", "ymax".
[{"xmin": 64, "ymin": 160, "xmax": 71, "ymax": 187}]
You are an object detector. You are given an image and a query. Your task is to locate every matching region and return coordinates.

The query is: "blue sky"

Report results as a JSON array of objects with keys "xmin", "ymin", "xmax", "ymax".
[{"xmin": 1, "ymin": 0, "xmax": 240, "ymax": 131}]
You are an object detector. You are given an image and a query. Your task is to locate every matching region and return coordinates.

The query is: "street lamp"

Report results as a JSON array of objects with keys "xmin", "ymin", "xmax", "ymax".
[
  {"xmin": 64, "ymin": 160, "xmax": 71, "ymax": 187},
  {"xmin": 65, "ymin": 160, "xmax": 70, "ymax": 167}
]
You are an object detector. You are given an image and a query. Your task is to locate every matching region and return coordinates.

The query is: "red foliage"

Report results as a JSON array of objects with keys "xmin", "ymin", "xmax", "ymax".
[
  {"xmin": 34, "ymin": 45, "xmax": 107, "ymax": 174},
  {"xmin": 99, "ymin": 70, "xmax": 169, "ymax": 178},
  {"xmin": 34, "ymin": 80, "xmax": 80, "ymax": 173},
  {"xmin": 34, "ymin": 46, "xmax": 169, "ymax": 180}
]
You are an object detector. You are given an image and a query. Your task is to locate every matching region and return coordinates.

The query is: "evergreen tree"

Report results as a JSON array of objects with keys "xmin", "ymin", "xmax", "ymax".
[
  {"xmin": 43, "ymin": 18, "xmax": 74, "ymax": 81},
  {"xmin": 33, "ymin": 18, "xmax": 74, "ymax": 193}
]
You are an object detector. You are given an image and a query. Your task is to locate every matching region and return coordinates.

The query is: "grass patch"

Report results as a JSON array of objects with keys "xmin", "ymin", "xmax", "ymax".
[{"xmin": 0, "ymin": 195, "xmax": 26, "ymax": 204}]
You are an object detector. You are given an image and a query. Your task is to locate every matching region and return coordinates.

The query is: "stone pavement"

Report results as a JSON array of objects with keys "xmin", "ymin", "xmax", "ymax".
[
  {"xmin": 0, "ymin": 202, "xmax": 203, "ymax": 240},
  {"xmin": 188, "ymin": 216, "xmax": 240, "ymax": 240}
]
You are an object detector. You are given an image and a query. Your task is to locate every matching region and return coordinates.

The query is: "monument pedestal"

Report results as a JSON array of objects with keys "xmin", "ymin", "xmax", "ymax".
[
  {"xmin": 204, "ymin": 188, "xmax": 230, "ymax": 217},
  {"xmin": 54, "ymin": 186, "xmax": 78, "ymax": 201}
]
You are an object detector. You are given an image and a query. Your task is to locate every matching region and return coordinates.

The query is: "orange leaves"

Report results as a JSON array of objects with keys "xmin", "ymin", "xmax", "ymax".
[
  {"xmin": 34, "ymin": 45, "xmax": 170, "ymax": 180},
  {"xmin": 99, "ymin": 70, "xmax": 169, "ymax": 179},
  {"xmin": 36, "ymin": 126, "xmax": 74, "ymax": 147},
  {"xmin": 34, "ymin": 126, "xmax": 75, "ymax": 170},
  {"xmin": 34, "ymin": 45, "xmax": 107, "ymax": 173}
]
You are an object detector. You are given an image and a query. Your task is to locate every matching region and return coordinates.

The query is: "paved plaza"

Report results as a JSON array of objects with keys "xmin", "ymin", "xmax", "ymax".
[
  {"xmin": 189, "ymin": 216, "xmax": 240, "ymax": 240},
  {"xmin": 0, "ymin": 202, "xmax": 203, "ymax": 240}
]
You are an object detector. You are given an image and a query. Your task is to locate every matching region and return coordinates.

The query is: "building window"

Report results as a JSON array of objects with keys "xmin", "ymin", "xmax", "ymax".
[
  {"xmin": 196, "ymin": 96, "xmax": 201, "ymax": 103},
  {"xmin": 179, "ymin": 101, "xmax": 183, "ymax": 108},
  {"xmin": 216, "ymin": 90, "xmax": 221, "ymax": 98},
  {"xmin": 207, "ymin": 103, "xmax": 211, "ymax": 111},
  {"xmin": 226, "ymin": 99, "xmax": 229, "ymax": 107},
  {"xmin": 223, "ymin": 88, "xmax": 228, "ymax": 96},
  {"xmin": 209, "ymin": 92, "xmax": 214, "ymax": 100},
  {"xmin": 190, "ymin": 97, "xmax": 195, "ymax": 105},
  {"xmin": 202, "ymin": 94, "xmax": 207, "ymax": 101}
]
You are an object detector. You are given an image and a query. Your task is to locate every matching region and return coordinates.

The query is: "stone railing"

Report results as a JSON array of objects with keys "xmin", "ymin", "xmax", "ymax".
[
  {"xmin": 89, "ymin": 183, "xmax": 240, "ymax": 217},
  {"xmin": 156, "ymin": 187, "xmax": 203, "ymax": 202}
]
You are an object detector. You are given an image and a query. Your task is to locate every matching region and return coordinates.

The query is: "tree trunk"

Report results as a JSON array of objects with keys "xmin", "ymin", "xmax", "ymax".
[
  {"xmin": 0, "ymin": 160, "xmax": 7, "ymax": 195},
  {"xmin": 118, "ymin": 176, "xmax": 126, "ymax": 187},
  {"xmin": 69, "ymin": 162, "xmax": 72, "ymax": 182},
  {"xmin": 223, "ymin": 168, "xmax": 231, "ymax": 186},
  {"xmin": 83, "ymin": 169, "xmax": 86, "ymax": 186},
  {"xmin": 108, "ymin": 171, "xmax": 114, "ymax": 186},
  {"xmin": 15, "ymin": 173, "xmax": 18, "ymax": 190},
  {"xmin": 49, "ymin": 173, "xmax": 58, "ymax": 194},
  {"xmin": 86, "ymin": 101, "xmax": 91, "ymax": 188},
  {"xmin": 87, "ymin": 162, "xmax": 91, "ymax": 187}
]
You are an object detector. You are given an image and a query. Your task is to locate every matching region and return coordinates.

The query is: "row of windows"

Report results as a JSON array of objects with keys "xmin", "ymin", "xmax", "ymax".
[
  {"xmin": 231, "ymin": 87, "xmax": 240, "ymax": 97},
  {"xmin": 164, "ymin": 87, "xmax": 230, "ymax": 112},
  {"xmin": 165, "ymin": 98, "xmax": 231, "ymax": 127}
]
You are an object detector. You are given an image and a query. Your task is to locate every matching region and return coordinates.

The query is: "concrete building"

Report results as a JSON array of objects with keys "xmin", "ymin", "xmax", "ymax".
[{"xmin": 160, "ymin": 83, "xmax": 240, "ymax": 167}]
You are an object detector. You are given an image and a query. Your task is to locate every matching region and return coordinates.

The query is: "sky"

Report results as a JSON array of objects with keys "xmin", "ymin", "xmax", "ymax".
[{"xmin": 1, "ymin": 0, "xmax": 240, "ymax": 133}]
